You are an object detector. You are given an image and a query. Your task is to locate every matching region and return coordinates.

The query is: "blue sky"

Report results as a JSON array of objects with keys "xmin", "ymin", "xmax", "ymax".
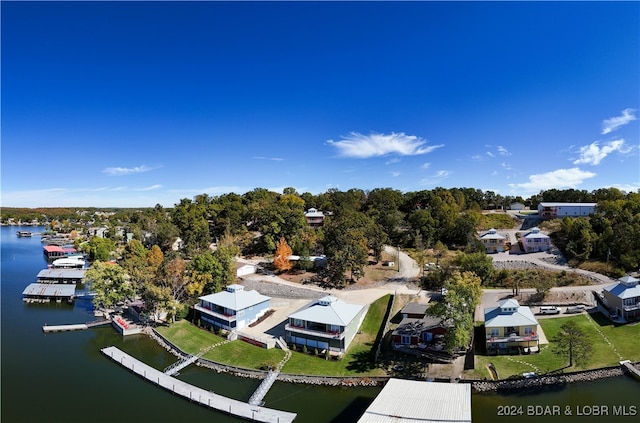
[{"xmin": 2, "ymin": 1, "xmax": 639, "ymax": 208}]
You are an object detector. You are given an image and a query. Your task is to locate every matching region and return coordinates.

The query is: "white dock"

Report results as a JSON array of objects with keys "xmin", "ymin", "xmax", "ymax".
[{"xmin": 101, "ymin": 346, "xmax": 296, "ymax": 423}]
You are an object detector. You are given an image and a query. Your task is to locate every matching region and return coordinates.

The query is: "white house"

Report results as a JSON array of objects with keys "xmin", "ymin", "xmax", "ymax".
[
  {"xmin": 285, "ymin": 295, "xmax": 366, "ymax": 354},
  {"xmin": 538, "ymin": 202, "xmax": 597, "ymax": 219},
  {"xmin": 304, "ymin": 208, "xmax": 325, "ymax": 228},
  {"xmin": 484, "ymin": 299, "xmax": 539, "ymax": 354},
  {"xmin": 520, "ymin": 227, "xmax": 551, "ymax": 253},
  {"xmin": 195, "ymin": 284, "xmax": 270, "ymax": 331},
  {"xmin": 602, "ymin": 275, "xmax": 640, "ymax": 322}
]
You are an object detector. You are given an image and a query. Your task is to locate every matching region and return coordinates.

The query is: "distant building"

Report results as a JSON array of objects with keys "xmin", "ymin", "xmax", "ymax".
[
  {"xmin": 520, "ymin": 227, "xmax": 551, "ymax": 253},
  {"xmin": 195, "ymin": 284, "xmax": 270, "ymax": 331},
  {"xmin": 285, "ymin": 295, "xmax": 365, "ymax": 354},
  {"xmin": 479, "ymin": 228, "xmax": 508, "ymax": 253},
  {"xmin": 304, "ymin": 208, "xmax": 325, "ymax": 228},
  {"xmin": 399, "ymin": 302, "xmax": 430, "ymax": 319},
  {"xmin": 358, "ymin": 379, "xmax": 471, "ymax": 423},
  {"xmin": 602, "ymin": 275, "xmax": 640, "ymax": 322},
  {"xmin": 484, "ymin": 299, "xmax": 539, "ymax": 355},
  {"xmin": 537, "ymin": 202, "xmax": 597, "ymax": 219}
]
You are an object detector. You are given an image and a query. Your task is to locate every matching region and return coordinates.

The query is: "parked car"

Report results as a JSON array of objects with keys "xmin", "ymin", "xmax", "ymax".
[
  {"xmin": 565, "ymin": 305, "xmax": 586, "ymax": 314},
  {"xmin": 539, "ymin": 306, "xmax": 561, "ymax": 315}
]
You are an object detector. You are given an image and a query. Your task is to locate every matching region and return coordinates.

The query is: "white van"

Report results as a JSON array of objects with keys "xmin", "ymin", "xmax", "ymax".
[{"xmin": 539, "ymin": 306, "xmax": 560, "ymax": 315}]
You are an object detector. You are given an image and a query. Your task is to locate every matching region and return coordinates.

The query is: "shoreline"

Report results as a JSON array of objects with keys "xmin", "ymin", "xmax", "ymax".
[{"xmin": 145, "ymin": 326, "xmax": 640, "ymax": 392}]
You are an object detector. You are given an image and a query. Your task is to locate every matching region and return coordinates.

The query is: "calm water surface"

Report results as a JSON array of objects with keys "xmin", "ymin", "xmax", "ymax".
[{"xmin": 1, "ymin": 226, "xmax": 638, "ymax": 422}]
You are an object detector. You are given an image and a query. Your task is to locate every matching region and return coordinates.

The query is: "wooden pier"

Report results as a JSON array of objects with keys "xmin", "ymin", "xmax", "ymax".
[
  {"xmin": 43, "ymin": 319, "xmax": 111, "ymax": 333},
  {"xmin": 101, "ymin": 346, "xmax": 296, "ymax": 423}
]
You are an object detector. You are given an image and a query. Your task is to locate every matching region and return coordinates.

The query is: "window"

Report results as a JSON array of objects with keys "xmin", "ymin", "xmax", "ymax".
[
  {"xmin": 401, "ymin": 335, "xmax": 411, "ymax": 345},
  {"xmin": 293, "ymin": 318, "xmax": 304, "ymax": 328},
  {"xmin": 490, "ymin": 328, "xmax": 499, "ymax": 336},
  {"xmin": 524, "ymin": 327, "xmax": 534, "ymax": 335}
]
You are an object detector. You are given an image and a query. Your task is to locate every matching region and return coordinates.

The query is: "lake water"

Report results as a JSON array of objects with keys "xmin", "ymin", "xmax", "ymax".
[{"xmin": 1, "ymin": 225, "xmax": 638, "ymax": 422}]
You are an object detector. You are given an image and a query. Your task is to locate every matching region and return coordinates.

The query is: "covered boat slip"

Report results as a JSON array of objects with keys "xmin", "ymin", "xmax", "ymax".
[
  {"xmin": 36, "ymin": 268, "xmax": 86, "ymax": 284},
  {"xmin": 101, "ymin": 346, "xmax": 297, "ymax": 423},
  {"xmin": 22, "ymin": 283, "xmax": 75, "ymax": 303}
]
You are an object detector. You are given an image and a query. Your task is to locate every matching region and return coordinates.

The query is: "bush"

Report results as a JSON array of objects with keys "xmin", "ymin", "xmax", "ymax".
[{"xmin": 302, "ymin": 345, "xmax": 307, "ymax": 354}]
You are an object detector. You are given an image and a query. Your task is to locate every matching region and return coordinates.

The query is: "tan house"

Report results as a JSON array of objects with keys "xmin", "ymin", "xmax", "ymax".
[
  {"xmin": 484, "ymin": 299, "xmax": 539, "ymax": 354},
  {"xmin": 479, "ymin": 228, "xmax": 508, "ymax": 253}
]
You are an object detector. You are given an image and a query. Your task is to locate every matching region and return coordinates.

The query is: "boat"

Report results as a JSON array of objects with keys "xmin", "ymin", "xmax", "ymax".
[
  {"xmin": 17, "ymin": 231, "xmax": 33, "ymax": 237},
  {"xmin": 51, "ymin": 256, "xmax": 86, "ymax": 269}
]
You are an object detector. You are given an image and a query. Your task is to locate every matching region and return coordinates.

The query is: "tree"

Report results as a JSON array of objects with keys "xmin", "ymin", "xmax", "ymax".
[
  {"xmin": 456, "ymin": 252, "xmax": 495, "ymax": 285},
  {"xmin": 273, "ymin": 236, "xmax": 293, "ymax": 273},
  {"xmin": 428, "ymin": 271, "xmax": 482, "ymax": 353},
  {"xmin": 85, "ymin": 261, "xmax": 134, "ymax": 310},
  {"xmin": 550, "ymin": 320, "xmax": 593, "ymax": 368}
]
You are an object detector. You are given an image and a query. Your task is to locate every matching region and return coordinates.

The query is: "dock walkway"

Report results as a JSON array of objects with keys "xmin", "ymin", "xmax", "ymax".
[
  {"xmin": 43, "ymin": 319, "xmax": 110, "ymax": 332},
  {"xmin": 101, "ymin": 346, "xmax": 296, "ymax": 423},
  {"xmin": 249, "ymin": 340, "xmax": 291, "ymax": 406}
]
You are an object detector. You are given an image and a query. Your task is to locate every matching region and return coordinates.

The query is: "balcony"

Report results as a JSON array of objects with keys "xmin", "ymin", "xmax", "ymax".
[
  {"xmin": 486, "ymin": 333, "xmax": 538, "ymax": 343},
  {"xmin": 285, "ymin": 323, "xmax": 344, "ymax": 340},
  {"xmin": 195, "ymin": 304, "xmax": 236, "ymax": 322}
]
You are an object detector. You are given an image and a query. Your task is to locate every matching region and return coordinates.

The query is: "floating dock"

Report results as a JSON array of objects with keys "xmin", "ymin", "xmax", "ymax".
[
  {"xmin": 101, "ymin": 346, "xmax": 296, "ymax": 423},
  {"xmin": 43, "ymin": 319, "xmax": 111, "ymax": 332}
]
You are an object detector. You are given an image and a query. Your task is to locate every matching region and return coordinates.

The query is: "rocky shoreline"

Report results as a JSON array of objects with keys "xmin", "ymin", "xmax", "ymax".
[{"xmin": 146, "ymin": 327, "xmax": 638, "ymax": 391}]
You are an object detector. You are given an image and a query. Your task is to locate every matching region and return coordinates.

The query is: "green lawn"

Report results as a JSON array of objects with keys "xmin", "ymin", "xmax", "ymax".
[
  {"xmin": 155, "ymin": 294, "xmax": 393, "ymax": 376},
  {"xmin": 475, "ymin": 313, "xmax": 640, "ymax": 379}
]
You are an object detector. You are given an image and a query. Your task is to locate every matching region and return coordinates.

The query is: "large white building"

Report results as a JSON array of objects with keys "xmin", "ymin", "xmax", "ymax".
[{"xmin": 537, "ymin": 202, "xmax": 597, "ymax": 219}]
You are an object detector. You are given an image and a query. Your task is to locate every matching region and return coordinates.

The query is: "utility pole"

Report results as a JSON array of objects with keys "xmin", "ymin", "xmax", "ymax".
[{"xmin": 397, "ymin": 246, "xmax": 401, "ymax": 273}]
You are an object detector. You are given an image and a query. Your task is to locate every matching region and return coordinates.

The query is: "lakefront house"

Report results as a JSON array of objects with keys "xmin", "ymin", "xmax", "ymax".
[
  {"xmin": 195, "ymin": 284, "xmax": 270, "ymax": 331},
  {"xmin": 285, "ymin": 295, "xmax": 366, "ymax": 355},
  {"xmin": 484, "ymin": 299, "xmax": 539, "ymax": 355},
  {"xmin": 602, "ymin": 275, "xmax": 640, "ymax": 322}
]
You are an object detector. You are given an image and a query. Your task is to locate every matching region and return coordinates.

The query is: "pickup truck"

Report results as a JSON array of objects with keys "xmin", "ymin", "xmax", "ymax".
[{"xmin": 565, "ymin": 305, "xmax": 586, "ymax": 314}]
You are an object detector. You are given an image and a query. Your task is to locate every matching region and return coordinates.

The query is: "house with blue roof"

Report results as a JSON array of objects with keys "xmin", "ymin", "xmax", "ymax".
[
  {"xmin": 285, "ymin": 295, "xmax": 366, "ymax": 354},
  {"xmin": 602, "ymin": 275, "xmax": 640, "ymax": 323},
  {"xmin": 484, "ymin": 299, "xmax": 539, "ymax": 355},
  {"xmin": 195, "ymin": 284, "xmax": 270, "ymax": 331}
]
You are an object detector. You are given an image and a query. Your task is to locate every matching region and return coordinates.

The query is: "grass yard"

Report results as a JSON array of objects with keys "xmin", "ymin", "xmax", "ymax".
[
  {"xmin": 474, "ymin": 313, "xmax": 640, "ymax": 379},
  {"xmin": 155, "ymin": 294, "xmax": 393, "ymax": 376},
  {"xmin": 155, "ymin": 320, "xmax": 226, "ymax": 354}
]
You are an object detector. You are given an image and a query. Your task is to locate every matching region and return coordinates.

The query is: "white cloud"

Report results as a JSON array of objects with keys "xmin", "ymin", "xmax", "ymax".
[
  {"xmin": 421, "ymin": 162, "xmax": 431, "ymax": 169},
  {"xmin": 508, "ymin": 168, "xmax": 596, "ymax": 193},
  {"xmin": 602, "ymin": 108, "xmax": 637, "ymax": 134},
  {"xmin": 136, "ymin": 184, "xmax": 163, "ymax": 191},
  {"xmin": 501, "ymin": 162, "xmax": 512, "ymax": 170},
  {"xmin": 471, "ymin": 154, "xmax": 485, "ymax": 161},
  {"xmin": 252, "ymin": 156, "xmax": 284, "ymax": 161},
  {"xmin": 385, "ymin": 157, "xmax": 401, "ymax": 165},
  {"xmin": 102, "ymin": 165, "xmax": 153, "ymax": 176},
  {"xmin": 327, "ymin": 132, "xmax": 443, "ymax": 158},
  {"xmin": 420, "ymin": 170, "xmax": 451, "ymax": 186},
  {"xmin": 573, "ymin": 139, "xmax": 629, "ymax": 165},
  {"xmin": 486, "ymin": 151, "xmax": 495, "ymax": 158},
  {"xmin": 497, "ymin": 146, "xmax": 511, "ymax": 156},
  {"xmin": 391, "ymin": 171, "xmax": 401, "ymax": 177}
]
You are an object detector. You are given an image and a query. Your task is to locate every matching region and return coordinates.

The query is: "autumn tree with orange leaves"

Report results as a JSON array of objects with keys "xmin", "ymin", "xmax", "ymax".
[{"xmin": 273, "ymin": 236, "xmax": 293, "ymax": 273}]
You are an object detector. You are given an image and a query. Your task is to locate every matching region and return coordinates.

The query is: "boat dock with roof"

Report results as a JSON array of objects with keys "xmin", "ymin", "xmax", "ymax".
[{"xmin": 101, "ymin": 346, "xmax": 297, "ymax": 422}]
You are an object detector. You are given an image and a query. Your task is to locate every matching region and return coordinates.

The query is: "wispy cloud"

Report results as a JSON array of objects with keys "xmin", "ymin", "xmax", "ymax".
[
  {"xmin": 102, "ymin": 165, "xmax": 154, "ymax": 176},
  {"xmin": 509, "ymin": 168, "xmax": 596, "ymax": 192},
  {"xmin": 420, "ymin": 170, "xmax": 451, "ymax": 186},
  {"xmin": 327, "ymin": 132, "xmax": 443, "ymax": 158},
  {"xmin": 421, "ymin": 163, "xmax": 431, "ymax": 170},
  {"xmin": 386, "ymin": 157, "xmax": 401, "ymax": 165},
  {"xmin": 391, "ymin": 171, "xmax": 401, "ymax": 177},
  {"xmin": 486, "ymin": 151, "xmax": 495, "ymax": 158},
  {"xmin": 501, "ymin": 162, "xmax": 512, "ymax": 170},
  {"xmin": 497, "ymin": 146, "xmax": 511, "ymax": 156},
  {"xmin": 602, "ymin": 108, "xmax": 637, "ymax": 134},
  {"xmin": 573, "ymin": 139, "xmax": 630, "ymax": 165},
  {"xmin": 136, "ymin": 184, "xmax": 163, "ymax": 191},
  {"xmin": 252, "ymin": 156, "xmax": 284, "ymax": 161}
]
